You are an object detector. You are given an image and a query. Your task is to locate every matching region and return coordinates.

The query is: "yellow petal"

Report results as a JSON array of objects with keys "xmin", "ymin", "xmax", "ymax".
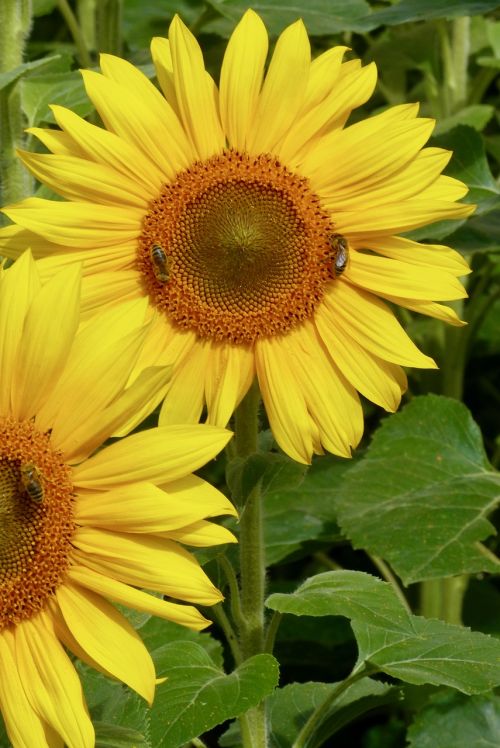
[
  {"xmin": 68, "ymin": 564, "xmax": 211, "ymax": 630},
  {"xmin": 127, "ymin": 313, "xmax": 194, "ymax": 382},
  {"xmin": 72, "ymin": 531, "xmax": 223, "ymax": 604},
  {"xmin": 345, "ymin": 250, "xmax": 467, "ymax": 300},
  {"xmin": 150, "ymin": 36, "xmax": 179, "ymax": 115},
  {"xmin": 18, "ymin": 150, "xmax": 150, "ymax": 208},
  {"xmin": 281, "ymin": 321, "xmax": 363, "ymax": 456},
  {"xmin": 315, "ymin": 306, "xmax": 406, "ymax": 411},
  {"xmin": 205, "ymin": 342, "xmax": 255, "ymax": 426},
  {"xmin": 255, "ymin": 336, "xmax": 314, "ymax": 464},
  {"xmin": 27, "ymin": 125, "xmax": 86, "ymax": 157},
  {"xmin": 99, "ymin": 51, "xmax": 197, "ymax": 166},
  {"xmin": 15, "ymin": 613, "xmax": 94, "ymax": 748},
  {"xmin": 361, "ymin": 235, "xmax": 471, "ymax": 276},
  {"xmin": 0, "ymin": 223, "xmax": 129, "ymax": 270},
  {"xmin": 219, "ymin": 9, "xmax": 268, "ymax": 150},
  {"xmin": 0, "ymin": 250, "xmax": 41, "ymax": 415},
  {"xmin": 159, "ymin": 339, "xmax": 209, "ymax": 425},
  {"xmin": 72, "ymin": 424, "xmax": 232, "ymax": 487},
  {"xmin": 304, "ymin": 105, "xmax": 430, "ymax": 190},
  {"xmin": 322, "ymin": 147, "xmax": 451, "ymax": 209},
  {"xmin": 79, "ymin": 269, "xmax": 142, "ymax": 316},
  {"xmin": 39, "ymin": 305, "xmax": 150, "ymax": 450},
  {"xmin": 60, "ymin": 365, "xmax": 171, "ymax": 464},
  {"xmin": 377, "ymin": 293, "xmax": 467, "ymax": 326},
  {"xmin": 303, "ymin": 46, "xmax": 348, "ymax": 110},
  {"xmin": 323, "ymin": 281, "xmax": 437, "ymax": 368},
  {"xmin": 335, "ymin": 199, "xmax": 474, "ymax": 237},
  {"xmin": 50, "ymin": 105, "xmax": 164, "ymax": 194},
  {"xmin": 321, "ymin": 58, "xmax": 378, "ymax": 130},
  {"xmin": 168, "ymin": 15, "xmax": 225, "ymax": 159},
  {"xmin": 0, "ymin": 629, "xmax": 48, "ymax": 748},
  {"xmin": 56, "ymin": 581, "xmax": 155, "ymax": 704},
  {"xmin": 2, "ymin": 197, "xmax": 142, "ymax": 247},
  {"xmin": 12, "ymin": 263, "xmax": 81, "ymax": 421},
  {"xmin": 162, "ymin": 519, "xmax": 237, "ymax": 547},
  {"xmin": 74, "ymin": 477, "xmax": 235, "ymax": 531},
  {"xmin": 81, "ymin": 68, "xmax": 193, "ymax": 180},
  {"xmin": 248, "ymin": 19, "xmax": 310, "ymax": 154},
  {"xmin": 280, "ymin": 63, "xmax": 377, "ymax": 166}
]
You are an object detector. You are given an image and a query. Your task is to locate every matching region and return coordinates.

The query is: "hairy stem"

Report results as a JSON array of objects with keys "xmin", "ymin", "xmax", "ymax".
[
  {"xmin": 0, "ymin": 0, "xmax": 33, "ymax": 209},
  {"xmin": 235, "ymin": 381, "xmax": 268, "ymax": 746}
]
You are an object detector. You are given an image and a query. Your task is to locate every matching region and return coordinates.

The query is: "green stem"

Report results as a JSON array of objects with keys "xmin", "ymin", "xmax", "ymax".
[
  {"xmin": 57, "ymin": 0, "xmax": 93, "ymax": 67},
  {"xmin": 219, "ymin": 554, "xmax": 245, "ymax": 632},
  {"xmin": 440, "ymin": 299, "xmax": 466, "ymax": 400},
  {"xmin": 211, "ymin": 603, "xmax": 242, "ymax": 665},
  {"xmin": 451, "ymin": 16, "xmax": 470, "ymax": 111},
  {"xmin": 313, "ymin": 551, "xmax": 343, "ymax": 571},
  {"xmin": 263, "ymin": 611, "xmax": 282, "ymax": 654},
  {"xmin": 292, "ymin": 666, "xmax": 375, "ymax": 748},
  {"xmin": 437, "ymin": 21, "xmax": 454, "ymax": 117},
  {"xmin": 95, "ymin": 0, "xmax": 123, "ymax": 56},
  {"xmin": 235, "ymin": 381, "xmax": 268, "ymax": 747},
  {"xmin": 369, "ymin": 554, "xmax": 411, "ymax": 614},
  {"xmin": 0, "ymin": 0, "xmax": 33, "ymax": 209},
  {"xmin": 420, "ymin": 576, "xmax": 468, "ymax": 624}
]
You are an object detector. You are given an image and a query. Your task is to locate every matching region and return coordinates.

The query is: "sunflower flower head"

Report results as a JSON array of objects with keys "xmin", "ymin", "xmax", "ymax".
[
  {"xmin": 0, "ymin": 10, "xmax": 474, "ymax": 464},
  {"xmin": 0, "ymin": 252, "xmax": 235, "ymax": 748}
]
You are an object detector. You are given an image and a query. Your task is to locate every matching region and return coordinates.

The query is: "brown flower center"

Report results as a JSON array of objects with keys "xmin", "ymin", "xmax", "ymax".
[
  {"xmin": 0, "ymin": 417, "xmax": 74, "ymax": 629},
  {"xmin": 138, "ymin": 151, "xmax": 339, "ymax": 344}
]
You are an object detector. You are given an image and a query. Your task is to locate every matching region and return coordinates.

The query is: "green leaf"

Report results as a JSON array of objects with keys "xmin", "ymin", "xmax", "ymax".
[
  {"xmin": 77, "ymin": 663, "xmax": 150, "ymax": 741},
  {"xmin": 408, "ymin": 691, "xmax": 500, "ymax": 747},
  {"xmin": 220, "ymin": 679, "xmax": 396, "ymax": 748},
  {"xmin": 123, "ymin": 0, "xmax": 203, "ymax": 48},
  {"xmin": 434, "ymin": 105, "xmax": 495, "ymax": 136},
  {"xmin": 22, "ymin": 71, "xmax": 93, "ymax": 127},
  {"xmin": 262, "ymin": 455, "xmax": 352, "ymax": 565},
  {"xmin": 445, "ymin": 208, "xmax": 500, "ymax": 253},
  {"xmin": 206, "ymin": 0, "xmax": 499, "ymax": 36},
  {"xmin": 205, "ymin": 0, "xmax": 372, "ymax": 37},
  {"xmin": 359, "ymin": 0, "xmax": 500, "ymax": 29},
  {"xmin": 267, "ymin": 570, "xmax": 500, "ymax": 694},
  {"xmin": 433, "ymin": 126, "xmax": 500, "ymax": 214},
  {"xmin": 226, "ymin": 451, "xmax": 306, "ymax": 506},
  {"xmin": 267, "ymin": 679, "xmax": 395, "ymax": 748},
  {"xmin": 266, "ymin": 570, "xmax": 412, "ymax": 633},
  {"xmin": 142, "ymin": 616, "xmax": 224, "ymax": 669},
  {"xmin": 335, "ymin": 396, "xmax": 500, "ymax": 584},
  {"xmin": 94, "ymin": 722, "xmax": 149, "ymax": 748},
  {"xmin": 353, "ymin": 616, "xmax": 500, "ymax": 693},
  {"xmin": 0, "ymin": 56, "xmax": 62, "ymax": 92},
  {"xmin": 149, "ymin": 643, "xmax": 279, "ymax": 747}
]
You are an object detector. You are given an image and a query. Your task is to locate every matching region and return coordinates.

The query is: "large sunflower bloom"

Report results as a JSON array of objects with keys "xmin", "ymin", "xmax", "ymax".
[
  {"xmin": 0, "ymin": 252, "xmax": 235, "ymax": 747},
  {"xmin": 0, "ymin": 11, "xmax": 473, "ymax": 464}
]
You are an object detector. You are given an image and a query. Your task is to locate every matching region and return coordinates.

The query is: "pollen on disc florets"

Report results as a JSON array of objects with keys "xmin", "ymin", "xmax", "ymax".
[
  {"xmin": 137, "ymin": 151, "xmax": 337, "ymax": 345},
  {"xmin": 0, "ymin": 417, "xmax": 74, "ymax": 629}
]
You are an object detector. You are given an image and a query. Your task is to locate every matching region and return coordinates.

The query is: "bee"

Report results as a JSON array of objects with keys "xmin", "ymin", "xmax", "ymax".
[
  {"xmin": 19, "ymin": 463, "xmax": 44, "ymax": 504},
  {"xmin": 150, "ymin": 244, "xmax": 170, "ymax": 283},
  {"xmin": 329, "ymin": 233, "xmax": 349, "ymax": 275}
]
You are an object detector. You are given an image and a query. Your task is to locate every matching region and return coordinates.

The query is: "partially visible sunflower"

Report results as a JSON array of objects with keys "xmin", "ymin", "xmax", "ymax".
[
  {"xmin": 0, "ymin": 10, "xmax": 474, "ymax": 464},
  {"xmin": 0, "ymin": 253, "xmax": 235, "ymax": 747}
]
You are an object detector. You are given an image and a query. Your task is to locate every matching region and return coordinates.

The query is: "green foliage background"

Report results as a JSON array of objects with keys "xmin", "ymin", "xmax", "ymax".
[{"xmin": 1, "ymin": 0, "xmax": 500, "ymax": 746}]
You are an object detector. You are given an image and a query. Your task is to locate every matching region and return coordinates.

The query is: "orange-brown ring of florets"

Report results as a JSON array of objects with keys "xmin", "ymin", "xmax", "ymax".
[
  {"xmin": 137, "ymin": 151, "xmax": 337, "ymax": 344},
  {"xmin": 0, "ymin": 416, "xmax": 74, "ymax": 629}
]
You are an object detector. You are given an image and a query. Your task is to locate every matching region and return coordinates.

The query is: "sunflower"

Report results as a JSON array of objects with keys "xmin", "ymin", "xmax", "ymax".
[
  {"xmin": 0, "ymin": 252, "xmax": 235, "ymax": 747},
  {"xmin": 0, "ymin": 10, "xmax": 473, "ymax": 464}
]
